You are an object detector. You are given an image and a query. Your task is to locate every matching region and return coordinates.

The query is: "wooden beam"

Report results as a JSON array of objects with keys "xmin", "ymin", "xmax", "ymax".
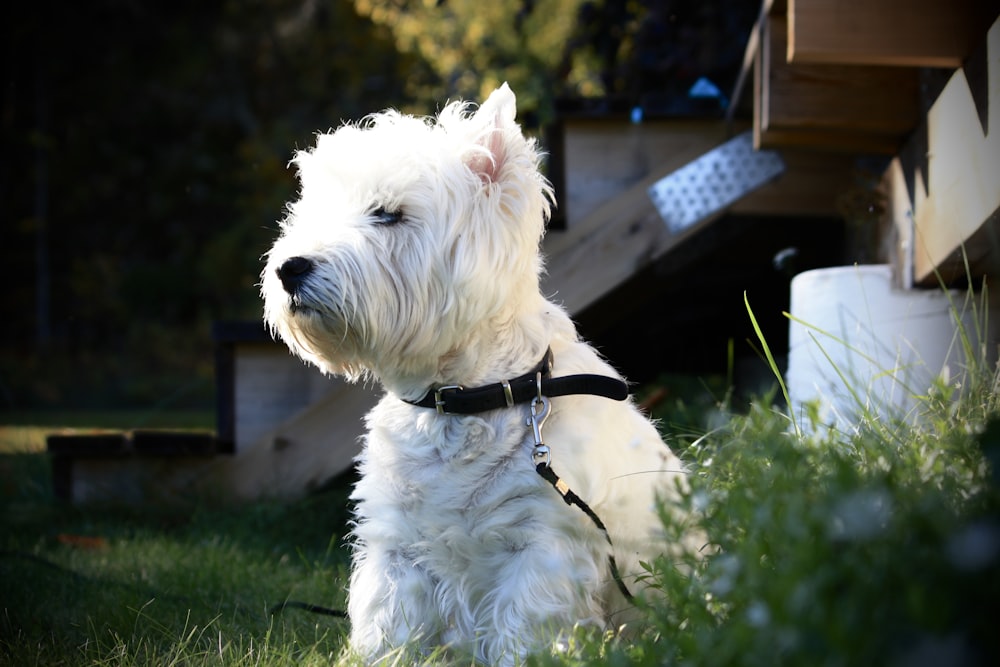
[
  {"xmin": 230, "ymin": 342, "xmax": 341, "ymax": 451},
  {"xmin": 727, "ymin": 0, "xmax": 773, "ymax": 127},
  {"xmin": 215, "ymin": 380, "xmax": 379, "ymax": 500},
  {"xmin": 543, "ymin": 162, "xmax": 681, "ymax": 317},
  {"xmin": 885, "ymin": 16, "xmax": 1000, "ymax": 286},
  {"xmin": 544, "ymin": 121, "xmax": 857, "ymax": 316},
  {"xmin": 757, "ymin": 14, "xmax": 919, "ymax": 153},
  {"xmin": 556, "ymin": 119, "xmax": 727, "ymax": 228},
  {"xmin": 788, "ymin": 0, "xmax": 996, "ymax": 67}
]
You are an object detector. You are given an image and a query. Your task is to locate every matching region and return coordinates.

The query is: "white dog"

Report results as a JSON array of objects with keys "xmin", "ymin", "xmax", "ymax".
[{"xmin": 262, "ymin": 84, "xmax": 695, "ymax": 664}]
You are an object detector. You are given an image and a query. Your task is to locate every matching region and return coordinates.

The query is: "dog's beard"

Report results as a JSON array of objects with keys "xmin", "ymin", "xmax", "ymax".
[
  {"xmin": 263, "ymin": 274, "xmax": 364, "ymax": 377},
  {"xmin": 278, "ymin": 314, "xmax": 365, "ymax": 379},
  {"xmin": 266, "ymin": 272, "xmax": 436, "ymax": 384}
]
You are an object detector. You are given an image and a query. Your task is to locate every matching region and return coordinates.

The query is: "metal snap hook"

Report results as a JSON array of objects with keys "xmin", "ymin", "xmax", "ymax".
[
  {"xmin": 527, "ymin": 395, "xmax": 551, "ymax": 466},
  {"xmin": 528, "ymin": 395, "xmax": 550, "ymax": 440}
]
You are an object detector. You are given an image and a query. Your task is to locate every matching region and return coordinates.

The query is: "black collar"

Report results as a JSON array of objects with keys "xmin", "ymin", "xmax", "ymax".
[{"xmin": 404, "ymin": 348, "xmax": 630, "ymax": 415}]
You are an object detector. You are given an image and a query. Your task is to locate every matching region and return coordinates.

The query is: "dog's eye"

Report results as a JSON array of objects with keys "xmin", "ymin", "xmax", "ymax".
[{"xmin": 371, "ymin": 206, "xmax": 404, "ymax": 226}]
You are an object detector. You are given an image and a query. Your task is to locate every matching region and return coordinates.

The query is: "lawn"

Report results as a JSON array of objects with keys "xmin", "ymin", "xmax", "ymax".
[
  {"xmin": 2, "ymin": 353, "xmax": 999, "ymax": 665},
  {"xmin": 1, "ymin": 416, "xmax": 354, "ymax": 665}
]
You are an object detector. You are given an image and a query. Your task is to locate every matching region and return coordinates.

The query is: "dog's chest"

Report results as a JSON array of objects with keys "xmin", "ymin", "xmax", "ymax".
[
  {"xmin": 368, "ymin": 405, "xmax": 533, "ymax": 503},
  {"xmin": 355, "ymin": 400, "xmax": 586, "ymax": 557}
]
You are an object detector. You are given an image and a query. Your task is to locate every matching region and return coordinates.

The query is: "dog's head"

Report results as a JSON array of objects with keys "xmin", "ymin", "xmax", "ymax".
[{"xmin": 261, "ymin": 84, "xmax": 553, "ymax": 387}]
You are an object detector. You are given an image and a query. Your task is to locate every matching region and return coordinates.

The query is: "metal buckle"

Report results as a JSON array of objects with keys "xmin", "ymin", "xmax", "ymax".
[{"xmin": 434, "ymin": 385, "xmax": 464, "ymax": 415}]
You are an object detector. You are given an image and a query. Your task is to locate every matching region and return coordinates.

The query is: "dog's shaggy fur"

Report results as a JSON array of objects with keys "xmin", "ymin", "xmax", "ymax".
[{"xmin": 261, "ymin": 84, "xmax": 694, "ymax": 664}]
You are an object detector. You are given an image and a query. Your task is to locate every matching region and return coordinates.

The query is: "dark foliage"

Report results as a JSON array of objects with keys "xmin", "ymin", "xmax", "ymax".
[
  {"xmin": 0, "ymin": 0, "xmax": 757, "ymax": 412},
  {"xmin": 1, "ymin": 0, "xmax": 426, "ymax": 409}
]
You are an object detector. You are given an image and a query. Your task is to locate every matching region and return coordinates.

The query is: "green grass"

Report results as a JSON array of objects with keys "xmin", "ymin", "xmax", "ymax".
[
  {"xmin": 1, "ymin": 464, "xmax": 355, "ymax": 665},
  {"xmin": 528, "ymin": 293, "xmax": 1000, "ymax": 666},
  {"xmin": 3, "ymin": 338, "xmax": 999, "ymax": 665}
]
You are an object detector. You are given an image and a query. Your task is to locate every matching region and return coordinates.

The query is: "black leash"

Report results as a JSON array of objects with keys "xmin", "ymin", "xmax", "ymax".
[
  {"xmin": 269, "ymin": 600, "xmax": 346, "ymax": 618},
  {"xmin": 525, "ymin": 393, "xmax": 635, "ymax": 602},
  {"xmin": 533, "ymin": 461, "xmax": 635, "ymax": 602}
]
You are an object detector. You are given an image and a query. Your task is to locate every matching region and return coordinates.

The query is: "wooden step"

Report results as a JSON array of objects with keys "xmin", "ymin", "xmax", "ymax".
[{"xmin": 48, "ymin": 430, "xmax": 220, "ymax": 503}]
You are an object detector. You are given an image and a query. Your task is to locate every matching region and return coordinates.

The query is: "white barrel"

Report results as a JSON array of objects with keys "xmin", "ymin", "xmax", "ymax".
[{"xmin": 786, "ymin": 264, "xmax": 986, "ymax": 434}]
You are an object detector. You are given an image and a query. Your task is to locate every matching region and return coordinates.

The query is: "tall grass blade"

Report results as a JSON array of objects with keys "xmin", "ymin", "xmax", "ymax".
[{"xmin": 743, "ymin": 291, "xmax": 793, "ymax": 428}]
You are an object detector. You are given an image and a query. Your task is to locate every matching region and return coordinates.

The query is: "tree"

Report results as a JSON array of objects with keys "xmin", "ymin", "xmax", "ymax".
[
  {"xmin": 353, "ymin": 0, "xmax": 602, "ymax": 124},
  {"xmin": 353, "ymin": 0, "xmax": 757, "ymax": 123}
]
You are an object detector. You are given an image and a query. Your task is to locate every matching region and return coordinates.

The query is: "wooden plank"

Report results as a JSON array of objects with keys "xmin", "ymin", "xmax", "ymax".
[
  {"xmin": 232, "ymin": 342, "xmax": 340, "ymax": 451},
  {"xmin": 543, "ymin": 121, "xmax": 855, "ymax": 316},
  {"xmin": 883, "ymin": 156, "xmax": 913, "ymax": 288},
  {"xmin": 755, "ymin": 126, "xmax": 905, "ymax": 155},
  {"xmin": 766, "ymin": 15, "xmax": 919, "ymax": 133},
  {"xmin": 543, "ymin": 169, "xmax": 675, "ymax": 317},
  {"xmin": 788, "ymin": 0, "xmax": 994, "ymax": 67},
  {"xmin": 727, "ymin": 0, "xmax": 773, "ymax": 126},
  {"xmin": 549, "ymin": 120, "xmax": 736, "ymax": 243},
  {"xmin": 558, "ymin": 119, "xmax": 726, "ymax": 228},
  {"xmin": 757, "ymin": 14, "xmax": 918, "ymax": 153},
  {"xmin": 212, "ymin": 320, "xmax": 272, "ymax": 451},
  {"xmin": 886, "ymin": 16, "xmax": 1000, "ymax": 286},
  {"xmin": 215, "ymin": 380, "xmax": 380, "ymax": 500}
]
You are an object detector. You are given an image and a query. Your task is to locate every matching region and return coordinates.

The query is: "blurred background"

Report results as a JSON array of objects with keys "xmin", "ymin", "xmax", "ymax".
[{"xmin": 1, "ymin": 0, "xmax": 761, "ymax": 415}]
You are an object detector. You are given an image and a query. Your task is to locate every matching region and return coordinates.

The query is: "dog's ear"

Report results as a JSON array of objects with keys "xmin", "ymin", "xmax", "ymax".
[{"xmin": 466, "ymin": 83, "xmax": 518, "ymax": 185}]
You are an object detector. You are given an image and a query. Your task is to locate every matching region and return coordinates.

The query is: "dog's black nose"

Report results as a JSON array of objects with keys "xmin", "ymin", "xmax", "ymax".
[{"xmin": 277, "ymin": 256, "xmax": 313, "ymax": 293}]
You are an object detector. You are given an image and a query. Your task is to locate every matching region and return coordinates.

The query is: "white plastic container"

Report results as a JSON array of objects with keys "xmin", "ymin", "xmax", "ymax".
[{"xmin": 786, "ymin": 264, "xmax": 989, "ymax": 434}]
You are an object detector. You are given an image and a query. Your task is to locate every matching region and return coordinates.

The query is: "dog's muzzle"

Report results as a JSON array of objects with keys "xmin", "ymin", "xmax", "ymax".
[{"xmin": 277, "ymin": 256, "xmax": 314, "ymax": 295}]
